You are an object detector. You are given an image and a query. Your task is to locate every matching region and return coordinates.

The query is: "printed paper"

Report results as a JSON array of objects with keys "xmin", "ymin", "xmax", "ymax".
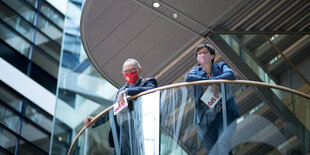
[
  {"xmin": 114, "ymin": 94, "xmax": 128, "ymax": 115},
  {"xmin": 200, "ymin": 85, "xmax": 222, "ymax": 109}
]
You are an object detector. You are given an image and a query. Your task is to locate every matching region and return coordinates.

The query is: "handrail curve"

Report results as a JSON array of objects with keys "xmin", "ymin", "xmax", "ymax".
[{"xmin": 68, "ymin": 80, "xmax": 310, "ymax": 154}]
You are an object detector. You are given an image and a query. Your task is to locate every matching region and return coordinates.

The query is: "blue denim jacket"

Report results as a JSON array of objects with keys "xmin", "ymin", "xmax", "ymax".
[
  {"xmin": 185, "ymin": 61, "xmax": 239, "ymax": 125},
  {"xmin": 185, "ymin": 61, "xmax": 236, "ymax": 81}
]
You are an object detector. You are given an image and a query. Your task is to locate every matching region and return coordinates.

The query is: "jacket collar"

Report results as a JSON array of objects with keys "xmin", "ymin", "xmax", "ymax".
[{"xmin": 198, "ymin": 63, "xmax": 219, "ymax": 76}]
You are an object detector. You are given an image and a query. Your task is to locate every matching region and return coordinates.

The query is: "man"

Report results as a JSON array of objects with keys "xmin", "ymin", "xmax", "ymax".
[
  {"xmin": 185, "ymin": 43, "xmax": 239, "ymax": 155},
  {"xmin": 84, "ymin": 58, "xmax": 157, "ymax": 154}
]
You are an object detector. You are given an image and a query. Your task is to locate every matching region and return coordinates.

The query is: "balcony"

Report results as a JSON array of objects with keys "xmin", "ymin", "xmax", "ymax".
[{"xmin": 68, "ymin": 80, "xmax": 310, "ymax": 154}]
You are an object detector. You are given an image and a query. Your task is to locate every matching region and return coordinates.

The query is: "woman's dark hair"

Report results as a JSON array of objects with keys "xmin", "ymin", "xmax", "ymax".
[{"xmin": 195, "ymin": 43, "xmax": 215, "ymax": 63}]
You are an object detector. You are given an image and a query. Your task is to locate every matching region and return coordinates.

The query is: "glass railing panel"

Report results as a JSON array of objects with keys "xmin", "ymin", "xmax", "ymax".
[
  {"xmin": 283, "ymin": 92, "xmax": 310, "ymax": 131},
  {"xmin": 69, "ymin": 82, "xmax": 310, "ymax": 154},
  {"xmin": 232, "ymin": 84, "xmax": 310, "ymax": 154},
  {"xmin": 160, "ymin": 85, "xmax": 201, "ymax": 154},
  {"xmin": 73, "ymin": 91, "xmax": 160, "ymax": 155},
  {"xmin": 159, "ymin": 83, "xmax": 310, "ymax": 154},
  {"xmin": 84, "ymin": 113, "xmax": 113, "ymax": 155}
]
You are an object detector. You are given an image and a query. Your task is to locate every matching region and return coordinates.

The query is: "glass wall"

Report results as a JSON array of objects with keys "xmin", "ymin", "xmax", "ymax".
[
  {"xmin": 0, "ymin": 0, "xmax": 65, "ymax": 154},
  {"xmin": 50, "ymin": 0, "xmax": 117, "ymax": 154},
  {"xmin": 0, "ymin": 0, "xmax": 64, "ymax": 93},
  {"xmin": 70, "ymin": 81, "xmax": 310, "ymax": 154},
  {"xmin": 0, "ymin": 81, "xmax": 53, "ymax": 155}
]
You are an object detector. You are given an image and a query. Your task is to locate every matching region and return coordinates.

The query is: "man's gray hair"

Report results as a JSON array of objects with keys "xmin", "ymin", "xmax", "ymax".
[{"xmin": 123, "ymin": 58, "xmax": 141, "ymax": 69}]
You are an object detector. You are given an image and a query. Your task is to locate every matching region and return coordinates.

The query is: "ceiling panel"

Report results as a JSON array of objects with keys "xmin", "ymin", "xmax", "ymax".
[
  {"xmin": 87, "ymin": 0, "xmax": 139, "ymax": 48},
  {"xmin": 82, "ymin": 0, "xmax": 200, "ymax": 87}
]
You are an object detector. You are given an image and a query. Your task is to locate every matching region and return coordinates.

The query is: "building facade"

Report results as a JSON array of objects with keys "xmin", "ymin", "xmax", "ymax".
[{"xmin": 0, "ymin": 0, "xmax": 64, "ymax": 154}]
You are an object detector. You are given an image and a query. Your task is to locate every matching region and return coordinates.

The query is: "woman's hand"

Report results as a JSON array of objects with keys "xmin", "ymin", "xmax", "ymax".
[{"xmin": 211, "ymin": 84, "xmax": 220, "ymax": 98}]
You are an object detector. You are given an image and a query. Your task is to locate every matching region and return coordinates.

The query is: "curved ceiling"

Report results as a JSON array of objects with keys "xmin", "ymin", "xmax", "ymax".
[
  {"xmin": 81, "ymin": 0, "xmax": 310, "ymax": 88},
  {"xmin": 81, "ymin": 0, "xmax": 201, "ymax": 88}
]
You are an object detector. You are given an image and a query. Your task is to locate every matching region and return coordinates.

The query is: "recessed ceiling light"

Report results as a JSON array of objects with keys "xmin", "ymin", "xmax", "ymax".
[
  {"xmin": 172, "ymin": 13, "xmax": 178, "ymax": 18},
  {"xmin": 153, "ymin": 2, "xmax": 160, "ymax": 8}
]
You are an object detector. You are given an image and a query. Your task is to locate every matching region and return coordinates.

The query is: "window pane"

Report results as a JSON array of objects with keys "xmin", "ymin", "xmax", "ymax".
[
  {"xmin": 0, "ymin": 104, "xmax": 20, "ymax": 133},
  {"xmin": 2, "ymin": 0, "xmax": 36, "ymax": 24},
  {"xmin": 35, "ymin": 31, "xmax": 61, "ymax": 61},
  {"xmin": 19, "ymin": 140, "xmax": 47, "ymax": 155},
  {"xmin": 21, "ymin": 120, "xmax": 50, "ymax": 153},
  {"xmin": 25, "ymin": 103, "xmax": 53, "ymax": 132},
  {"xmin": 32, "ymin": 47, "xmax": 59, "ymax": 78},
  {"xmin": 53, "ymin": 119, "xmax": 72, "ymax": 145},
  {"xmin": 0, "ymin": 3, "xmax": 34, "ymax": 42},
  {"xmin": 0, "ymin": 84, "xmax": 23, "ymax": 112},
  {"xmin": 24, "ymin": 0, "xmax": 36, "ymax": 7},
  {"xmin": 37, "ymin": 15, "xmax": 63, "ymax": 44},
  {"xmin": 0, "ymin": 126, "xmax": 17, "ymax": 153},
  {"xmin": 40, "ymin": 1, "xmax": 64, "ymax": 28},
  {"xmin": 0, "ymin": 23, "xmax": 31, "ymax": 57}
]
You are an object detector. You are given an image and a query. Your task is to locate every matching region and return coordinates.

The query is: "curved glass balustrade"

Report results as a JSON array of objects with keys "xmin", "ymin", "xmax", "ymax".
[{"xmin": 68, "ymin": 80, "xmax": 310, "ymax": 155}]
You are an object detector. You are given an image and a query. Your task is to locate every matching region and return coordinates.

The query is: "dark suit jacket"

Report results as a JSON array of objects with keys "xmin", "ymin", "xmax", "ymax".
[{"xmin": 92, "ymin": 77, "xmax": 158, "ymax": 147}]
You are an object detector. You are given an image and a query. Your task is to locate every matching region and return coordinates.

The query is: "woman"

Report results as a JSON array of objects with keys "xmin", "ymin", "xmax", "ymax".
[{"xmin": 185, "ymin": 43, "xmax": 239, "ymax": 154}]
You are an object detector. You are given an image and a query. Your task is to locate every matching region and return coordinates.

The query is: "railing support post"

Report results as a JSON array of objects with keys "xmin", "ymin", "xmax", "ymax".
[{"xmin": 221, "ymin": 83, "xmax": 228, "ymax": 130}]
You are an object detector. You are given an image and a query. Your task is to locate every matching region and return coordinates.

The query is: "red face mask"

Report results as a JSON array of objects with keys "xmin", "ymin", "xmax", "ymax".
[{"xmin": 123, "ymin": 71, "xmax": 139, "ymax": 84}]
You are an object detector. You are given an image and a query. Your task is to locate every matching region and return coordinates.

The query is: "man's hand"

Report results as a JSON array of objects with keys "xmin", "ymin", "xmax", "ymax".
[
  {"xmin": 117, "ymin": 89, "xmax": 127, "ymax": 102},
  {"xmin": 84, "ymin": 116, "xmax": 93, "ymax": 126}
]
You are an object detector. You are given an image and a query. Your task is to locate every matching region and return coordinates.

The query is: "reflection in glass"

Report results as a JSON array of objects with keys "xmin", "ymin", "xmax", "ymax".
[
  {"xmin": 35, "ymin": 31, "xmax": 60, "ymax": 61},
  {"xmin": 86, "ymin": 92, "xmax": 160, "ymax": 155},
  {"xmin": 21, "ymin": 120, "xmax": 50, "ymax": 153},
  {"xmin": 221, "ymin": 34, "xmax": 276, "ymax": 84},
  {"xmin": 0, "ymin": 84, "xmax": 23, "ymax": 112},
  {"xmin": 85, "ymin": 115, "xmax": 114, "ymax": 155},
  {"xmin": 53, "ymin": 119, "xmax": 72, "ymax": 146},
  {"xmin": 284, "ymin": 93, "xmax": 310, "ymax": 131},
  {"xmin": 37, "ymin": 15, "xmax": 63, "ymax": 44},
  {"xmin": 0, "ymin": 3, "xmax": 34, "ymax": 41},
  {"xmin": 159, "ymin": 83, "xmax": 309, "ymax": 154},
  {"xmin": 50, "ymin": 2, "xmax": 119, "ymax": 154},
  {"xmin": 19, "ymin": 139, "xmax": 47, "ymax": 155},
  {"xmin": 0, "ymin": 104, "xmax": 20, "ymax": 133},
  {"xmin": 0, "ymin": 23, "xmax": 31, "ymax": 57},
  {"xmin": 24, "ymin": 0, "xmax": 36, "ymax": 7},
  {"xmin": 0, "ymin": 126, "xmax": 17, "ymax": 153},
  {"xmin": 40, "ymin": 1, "xmax": 64, "ymax": 28},
  {"xmin": 25, "ymin": 104, "xmax": 53, "ymax": 132},
  {"xmin": 2, "ymin": 0, "xmax": 36, "ymax": 24},
  {"xmin": 69, "ymin": 81, "xmax": 310, "ymax": 154},
  {"xmin": 32, "ymin": 47, "xmax": 59, "ymax": 78}
]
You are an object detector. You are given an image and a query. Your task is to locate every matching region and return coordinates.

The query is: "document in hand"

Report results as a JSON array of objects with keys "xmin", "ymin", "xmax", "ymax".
[
  {"xmin": 114, "ymin": 94, "xmax": 128, "ymax": 115},
  {"xmin": 200, "ymin": 85, "xmax": 222, "ymax": 109}
]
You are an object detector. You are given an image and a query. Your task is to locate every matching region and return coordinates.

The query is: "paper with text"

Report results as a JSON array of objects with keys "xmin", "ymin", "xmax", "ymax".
[
  {"xmin": 200, "ymin": 85, "xmax": 222, "ymax": 109},
  {"xmin": 114, "ymin": 94, "xmax": 128, "ymax": 115}
]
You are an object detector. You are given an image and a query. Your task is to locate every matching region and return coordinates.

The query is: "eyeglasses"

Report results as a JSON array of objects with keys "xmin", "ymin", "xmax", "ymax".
[
  {"xmin": 196, "ymin": 43, "xmax": 212, "ymax": 52},
  {"xmin": 197, "ymin": 51, "xmax": 209, "ymax": 56},
  {"xmin": 122, "ymin": 68, "xmax": 138, "ymax": 74}
]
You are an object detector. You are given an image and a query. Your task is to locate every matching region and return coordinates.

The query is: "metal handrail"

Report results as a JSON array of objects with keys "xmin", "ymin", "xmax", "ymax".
[{"xmin": 67, "ymin": 80, "xmax": 310, "ymax": 154}]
